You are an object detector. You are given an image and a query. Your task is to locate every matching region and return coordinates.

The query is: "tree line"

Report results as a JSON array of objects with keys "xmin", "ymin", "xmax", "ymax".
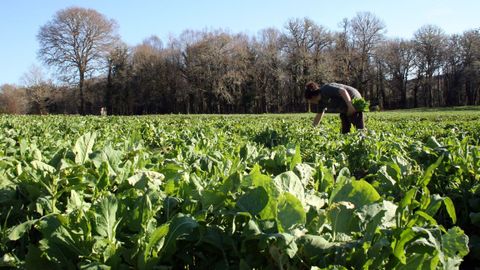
[{"xmin": 1, "ymin": 7, "xmax": 479, "ymax": 115}]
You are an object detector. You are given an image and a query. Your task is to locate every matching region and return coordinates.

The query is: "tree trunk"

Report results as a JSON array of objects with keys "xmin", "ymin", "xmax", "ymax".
[
  {"xmin": 428, "ymin": 76, "xmax": 433, "ymax": 107},
  {"xmin": 402, "ymin": 79, "xmax": 407, "ymax": 108},
  {"xmin": 79, "ymin": 71, "xmax": 85, "ymax": 115},
  {"xmin": 413, "ymin": 80, "xmax": 419, "ymax": 108},
  {"xmin": 106, "ymin": 62, "xmax": 113, "ymax": 113},
  {"xmin": 466, "ymin": 80, "xmax": 474, "ymax": 105}
]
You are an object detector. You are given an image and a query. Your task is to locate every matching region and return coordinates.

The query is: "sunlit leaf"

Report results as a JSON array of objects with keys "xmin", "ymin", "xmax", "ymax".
[
  {"xmin": 277, "ymin": 192, "xmax": 306, "ymax": 232},
  {"xmin": 73, "ymin": 132, "xmax": 97, "ymax": 164}
]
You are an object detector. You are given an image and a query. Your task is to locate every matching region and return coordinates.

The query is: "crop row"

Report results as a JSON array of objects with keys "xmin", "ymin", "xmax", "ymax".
[{"xmin": 0, "ymin": 112, "xmax": 479, "ymax": 269}]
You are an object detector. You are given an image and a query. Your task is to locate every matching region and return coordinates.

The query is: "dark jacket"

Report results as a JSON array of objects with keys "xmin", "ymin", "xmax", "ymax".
[{"xmin": 315, "ymin": 83, "xmax": 362, "ymax": 113}]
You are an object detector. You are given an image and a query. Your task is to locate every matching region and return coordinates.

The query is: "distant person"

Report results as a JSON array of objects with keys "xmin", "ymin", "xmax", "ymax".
[
  {"xmin": 304, "ymin": 81, "xmax": 365, "ymax": 134},
  {"xmin": 100, "ymin": 107, "xmax": 107, "ymax": 116}
]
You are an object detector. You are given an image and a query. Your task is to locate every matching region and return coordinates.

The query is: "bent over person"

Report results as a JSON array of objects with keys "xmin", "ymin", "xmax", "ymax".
[{"xmin": 304, "ymin": 81, "xmax": 365, "ymax": 134}]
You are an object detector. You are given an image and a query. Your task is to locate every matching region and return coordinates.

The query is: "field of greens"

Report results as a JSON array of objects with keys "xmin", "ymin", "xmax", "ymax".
[{"xmin": 1, "ymin": 109, "xmax": 480, "ymax": 269}]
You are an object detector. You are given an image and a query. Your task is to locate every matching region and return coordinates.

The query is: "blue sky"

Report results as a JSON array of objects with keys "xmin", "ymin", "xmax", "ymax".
[{"xmin": 1, "ymin": 0, "xmax": 479, "ymax": 86}]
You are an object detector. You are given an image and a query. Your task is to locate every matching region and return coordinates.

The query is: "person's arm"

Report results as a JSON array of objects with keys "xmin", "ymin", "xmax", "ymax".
[
  {"xmin": 312, "ymin": 110, "xmax": 325, "ymax": 127},
  {"xmin": 339, "ymin": 88, "xmax": 356, "ymax": 115}
]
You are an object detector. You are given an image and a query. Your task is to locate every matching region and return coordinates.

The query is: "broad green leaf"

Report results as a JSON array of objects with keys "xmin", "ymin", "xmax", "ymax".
[
  {"xmin": 74, "ymin": 132, "xmax": 97, "ymax": 164},
  {"xmin": 277, "ymin": 192, "xmax": 306, "ymax": 232},
  {"xmin": 243, "ymin": 219, "xmax": 262, "ymax": 237},
  {"xmin": 264, "ymin": 233, "xmax": 298, "ymax": 260},
  {"xmin": 392, "ymin": 228, "xmax": 417, "ymax": 264},
  {"xmin": 415, "ymin": 210, "xmax": 437, "ymax": 225},
  {"xmin": 244, "ymin": 164, "xmax": 273, "ymax": 190},
  {"xmin": 443, "ymin": 197, "xmax": 457, "ymax": 224},
  {"xmin": 95, "ymin": 162, "xmax": 111, "ymax": 191},
  {"xmin": 378, "ymin": 165, "xmax": 397, "ymax": 187},
  {"xmin": 329, "ymin": 168, "xmax": 352, "ymax": 203},
  {"xmin": 399, "ymin": 188, "xmax": 417, "ymax": 209},
  {"xmin": 330, "ymin": 179, "xmax": 381, "ymax": 207},
  {"xmin": 283, "ymin": 235, "xmax": 299, "ymax": 259},
  {"xmin": 426, "ymin": 136, "xmax": 442, "ymax": 149},
  {"xmin": 31, "ymin": 160, "xmax": 56, "ymax": 174},
  {"xmin": 288, "ymin": 145, "xmax": 302, "ymax": 171},
  {"xmin": 19, "ymin": 138, "xmax": 28, "ymax": 158},
  {"xmin": 32, "ymin": 148, "xmax": 43, "ymax": 161},
  {"xmin": 363, "ymin": 209, "xmax": 386, "ymax": 242},
  {"xmin": 201, "ymin": 189, "xmax": 226, "ymax": 209},
  {"xmin": 160, "ymin": 214, "xmax": 199, "ymax": 259},
  {"xmin": 294, "ymin": 163, "xmax": 314, "ymax": 187},
  {"xmin": 94, "ymin": 196, "xmax": 120, "ymax": 243},
  {"xmin": 240, "ymin": 143, "xmax": 259, "ymax": 161},
  {"xmin": 327, "ymin": 201, "xmax": 358, "ymax": 235},
  {"xmin": 385, "ymin": 161, "xmax": 402, "ymax": 182},
  {"xmin": 127, "ymin": 171, "xmax": 164, "ymax": 191},
  {"xmin": 441, "ymin": 227, "xmax": 469, "ymax": 258},
  {"xmin": 395, "ymin": 253, "xmax": 429, "ymax": 270},
  {"xmin": 273, "ymin": 171, "xmax": 305, "ymax": 203},
  {"xmin": 298, "ymin": 234, "xmax": 334, "ymax": 262},
  {"xmin": 305, "ymin": 192, "xmax": 327, "ymax": 212},
  {"xmin": 220, "ymin": 171, "xmax": 242, "ymax": 193},
  {"xmin": 358, "ymin": 200, "xmax": 397, "ymax": 241},
  {"xmin": 424, "ymin": 195, "xmax": 457, "ymax": 224},
  {"xmin": 237, "ymin": 186, "xmax": 269, "ymax": 216},
  {"xmin": 67, "ymin": 190, "xmax": 90, "ymax": 213},
  {"xmin": 424, "ymin": 193, "xmax": 441, "ymax": 215},
  {"xmin": 78, "ymin": 262, "xmax": 111, "ymax": 270},
  {"xmin": 159, "ymin": 162, "xmax": 185, "ymax": 181},
  {"xmin": 144, "ymin": 223, "xmax": 169, "ymax": 259},
  {"xmin": 8, "ymin": 220, "xmax": 36, "ymax": 241},
  {"xmin": 408, "ymin": 228, "xmax": 440, "ymax": 262},
  {"xmin": 200, "ymin": 227, "xmax": 225, "ymax": 251},
  {"xmin": 25, "ymin": 244, "xmax": 57, "ymax": 269},
  {"xmin": 38, "ymin": 237, "xmax": 77, "ymax": 270},
  {"xmin": 37, "ymin": 216, "xmax": 92, "ymax": 267},
  {"xmin": 407, "ymin": 237, "xmax": 437, "ymax": 254},
  {"xmin": 0, "ymin": 177, "xmax": 17, "ymax": 204},
  {"xmin": 318, "ymin": 165, "xmax": 335, "ymax": 193},
  {"xmin": 418, "ymin": 155, "xmax": 443, "ymax": 187},
  {"xmin": 91, "ymin": 144, "xmax": 122, "ymax": 177},
  {"xmin": 328, "ymin": 180, "xmax": 381, "ymax": 235}
]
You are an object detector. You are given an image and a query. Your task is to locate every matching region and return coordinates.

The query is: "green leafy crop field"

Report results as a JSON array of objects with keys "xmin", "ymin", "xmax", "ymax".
[{"xmin": 1, "ymin": 108, "xmax": 479, "ymax": 269}]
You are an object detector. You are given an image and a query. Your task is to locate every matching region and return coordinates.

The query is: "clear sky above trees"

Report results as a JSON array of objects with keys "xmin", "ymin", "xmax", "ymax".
[{"xmin": 0, "ymin": 0, "xmax": 479, "ymax": 86}]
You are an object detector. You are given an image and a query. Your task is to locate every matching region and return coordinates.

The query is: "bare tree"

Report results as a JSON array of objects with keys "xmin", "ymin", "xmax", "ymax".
[
  {"xmin": 443, "ymin": 34, "xmax": 464, "ymax": 106},
  {"xmin": 253, "ymin": 28, "xmax": 285, "ymax": 113},
  {"xmin": 0, "ymin": 84, "xmax": 28, "ymax": 114},
  {"xmin": 378, "ymin": 39, "xmax": 415, "ymax": 108},
  {"xmin": 106, "ymin": 42, "xmax": 131, "ymax": 114},
  {"xmin": 37, "ymin": 7, "xmax": 118, "ymax": 114},
  {"xmin": 181, "ymin": 30, "xmax": 243, "ymax": 113},
  {"xmin": 282, "ymin": 18, "xmax": 332, "ymax": 111},
  {"xmin": 30, "ymin": 10, "xmax": 480, "ymax": 114},
  {"xmin": 130, "ymin": 36, "xmax": 164, "ymax": 114},
  {"xmin": 330, "ymin": 18, "xmax": 353, "ymax": 84},
  {"xmin": 21, "ymin": 65, "xmax": 54, "ymax": 114},
  {"xmin": 349, "ymin": 12, "xmax": 386, "ymax": 98},
  {"xmin": 413, "ymin": 25, "xmax": 447, "ymax": 107},
  {"xmin": 460, "ymin": 29, "xmax": 480, "ymax": 105}
]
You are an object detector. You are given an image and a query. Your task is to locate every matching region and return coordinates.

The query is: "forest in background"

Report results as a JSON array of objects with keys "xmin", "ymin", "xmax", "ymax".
[{"xmin": 1, "ymin": 8, "xmax": 479, "ymax": 115}]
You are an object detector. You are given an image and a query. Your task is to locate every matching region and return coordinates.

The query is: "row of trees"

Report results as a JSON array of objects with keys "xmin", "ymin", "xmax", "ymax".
[{"xmin": 1, "ymin": 7, "xmax": 479, "ymax": 114}]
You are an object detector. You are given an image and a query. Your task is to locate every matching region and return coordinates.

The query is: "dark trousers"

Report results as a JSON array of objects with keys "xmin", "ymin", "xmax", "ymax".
[{"xmin": 339, "ymin": 112, "xmax": 364, "ymax": 134}]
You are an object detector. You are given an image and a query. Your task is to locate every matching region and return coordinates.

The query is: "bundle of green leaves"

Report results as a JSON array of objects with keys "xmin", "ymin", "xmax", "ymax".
[{"xmin": 352, "ymin": 97, "xmax": 370, "ymax": 112}]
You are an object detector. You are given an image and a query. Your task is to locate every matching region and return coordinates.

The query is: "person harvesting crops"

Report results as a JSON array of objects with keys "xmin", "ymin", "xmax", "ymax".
[{"xmin": 304, "ymin": 81, "xmax": 367, "ymax": 134}]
